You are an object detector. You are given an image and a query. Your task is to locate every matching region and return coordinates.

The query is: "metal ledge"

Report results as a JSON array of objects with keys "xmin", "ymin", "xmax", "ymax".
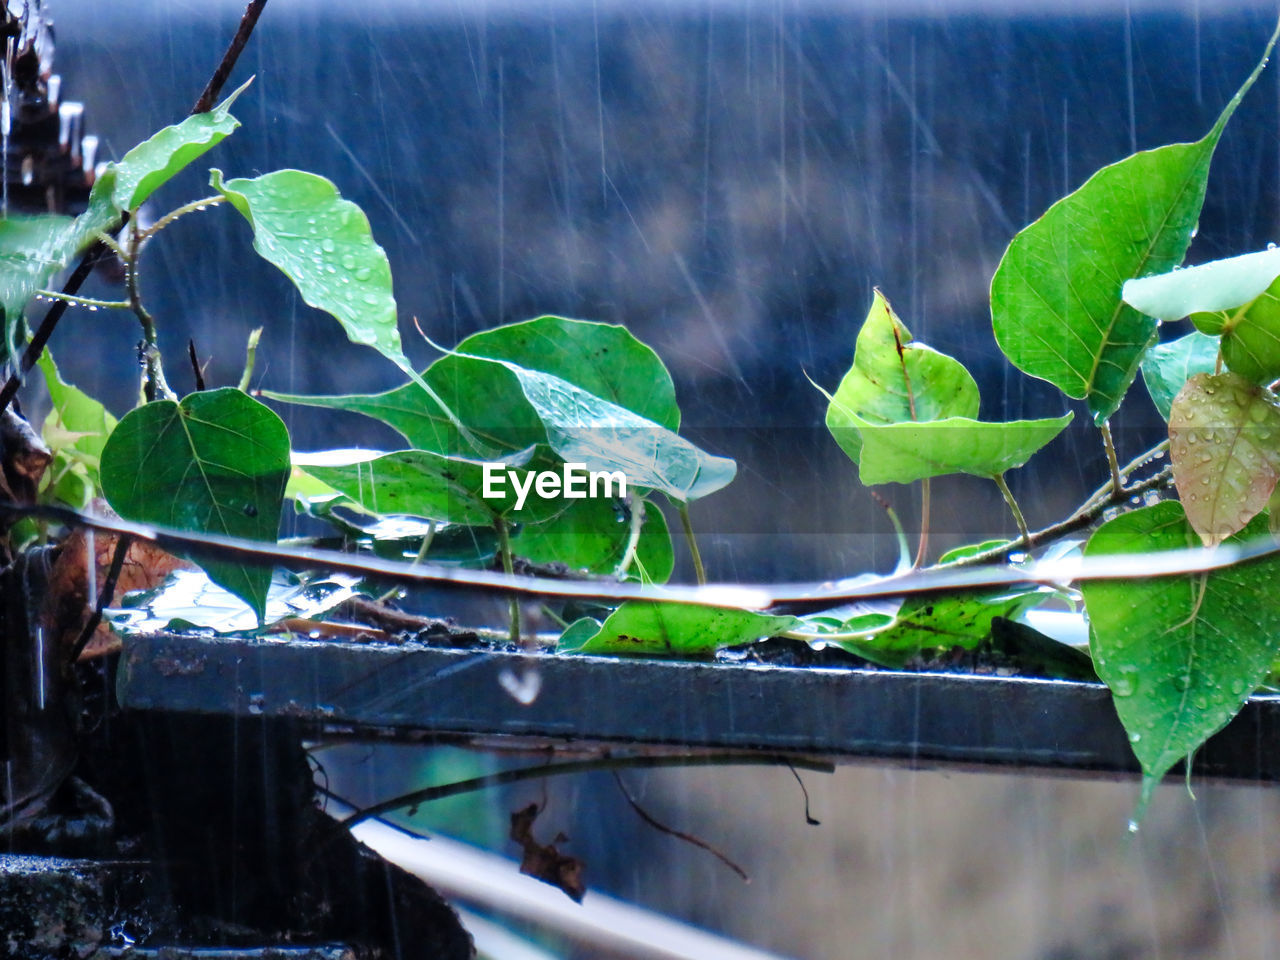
[{"xmin": 116, "ymin": 633, "xmax": 1280, "ymax": 782}]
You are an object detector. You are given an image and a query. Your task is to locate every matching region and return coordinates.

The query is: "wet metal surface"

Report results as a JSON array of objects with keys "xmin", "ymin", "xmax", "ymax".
[{"xmin": 118, "ymin": 633, "xmax": 1280, "ymax": 782}]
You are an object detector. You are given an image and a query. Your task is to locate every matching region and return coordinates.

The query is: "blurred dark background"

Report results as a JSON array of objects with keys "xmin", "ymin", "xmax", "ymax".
[
  {"xmin": 37, "ymin": 0, "xmax": 1280, "ymax": 582},
  {"xmin": 28, "ymin": 4, "xmax": 1280, "ymax": 960}
]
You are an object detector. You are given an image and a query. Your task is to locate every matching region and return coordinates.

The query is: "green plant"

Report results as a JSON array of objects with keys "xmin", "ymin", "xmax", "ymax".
[{"xmin": 5, "ymin": 19, "xmax": 1280, "ymax": 827}]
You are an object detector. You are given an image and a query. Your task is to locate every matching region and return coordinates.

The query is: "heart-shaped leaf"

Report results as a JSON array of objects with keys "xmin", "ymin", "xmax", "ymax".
[
  {"xmin": 1083, "ymin": 501, "xmax": 1280, "ymax": 817},
  {"xmin": 559, "ymin": 601, "xmax": 799, "ymax": 657},
  {"xmin": 111, "ymin": 78, "xmax": 249, "ymax": 212},
  {"xmin": 991, "ymin": 26, "xmax": 1277, "ymax": 423},
  {"xmin": 824, "ymin": 290, "xmax": 979, "ymax": 464},
  {"xmin": 836, "ymin": 411, "xmax": 1073, "ymax": 485},
  {"xmin": 1168, "ymin": 372, "xmax": 1280, "ymax": 544},
  {"xmin": 100, "ymin": 388, "xmax": 290, "ymax": 624},
  {"xmin": 458, "ymin": 315, "xmax": 681, "ymax": 431},
  {"xmin": 1140, "ymin": 331, "xmax": 1220, "ymax": 420}
]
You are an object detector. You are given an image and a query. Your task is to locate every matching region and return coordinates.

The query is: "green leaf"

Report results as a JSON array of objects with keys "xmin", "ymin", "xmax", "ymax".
[
  {"xmin": 1122, "ymin": 246, "xmax": 1280, "ymax": 322},
  {"xmin": 37, "ymin": 348, "xmax": 116, "ymax": 471},
  {"xmin": 991, "ymin": 26, "xmax": 1278, "ymax": 424},
  {"xmin": 99, "ymin": 388, "xmax": 290, "ymax": 624},
  {"xmin": 823, "ymin": 290, "xmax": 979, "ymax": 463},
  {"xmin": 211, "ymin": 168, "xmax": 404, "ymax": 362},
  {"xmin": 1140, "ymin": 331, "xmax": 1220, "ymax": 420},
  {"xmin": 836, "ymin": 588, "xmax": 1048, "ymax": 668},
  {"xmin": 298, "ymin": 446, "xmax": 568, "ymax": 526},
  {"xmin": 492, "ymin": 357, "xmax": 736, "ymax": 503},
  {"xmin": 1082, "ymin": 501, "xmax": 1280, "ymax": 816},
  {"xmin": 264, "ymin": 353, "xmax": 544, "ymax": 456},
  {"xmin": 510, "ymin": 494, "xmax": 674, "ymax": 581},
  {"xmin": 458, "ymin": 315, "xmax": 681, "ymax": 431},
  {"xmin": 111, "ymin": 78, "xmax": 249, "ymax": 212},
  {"xmin": 0, "ymin": 170, "xmax": 121, "ymax": 362},
  {"xmin": 559, "ymin": 601, "xmax": 799, "ymax": 657},
  {"xmin": 1168, "ymin": 372, "xmax": 1280, "ymax": 544},
  {"xmin": 840, "ymin": 411, "xmax": 1073, "ymax": 485}
]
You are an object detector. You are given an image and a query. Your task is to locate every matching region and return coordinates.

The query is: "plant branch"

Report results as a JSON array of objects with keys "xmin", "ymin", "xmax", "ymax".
[
  {"xmin": 191, "ymin": 0, "xmax": 269, "ymax": 115},
  {"xmin": 613, "ymin": 496, "xmax": 645, "ymax": 579},
  {"xmin": 943, "ymin": 462, "xmax": 1172, "ymax": 568},
  {"xmin": 125, "ymin": 222, "xmax": 175, "ymax": 402},
  {"xmin": 612, "ymin": 771, "xmax": 749, "ymax": 882},
  {"xmin": 68, "ymin": 535, "xmax": 131, "ymax": 665},
  {"xmin": 237, "ymin": 326, "xmax": 262, "ymax": 391},
  {"xmin": 335, "ymin": 752, "xmax": 835, "ymax": 828},
  {"xmin": 496, "ymin": 517, "xmax": 521, "ymax": 643}
]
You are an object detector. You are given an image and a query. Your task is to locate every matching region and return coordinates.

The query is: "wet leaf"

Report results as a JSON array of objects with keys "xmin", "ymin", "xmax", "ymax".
[
  {"xmin": 458, "ymin": 315, "xmax": 681, "ymax": 431},
  {"xmin": 1168, "ymin": 372, "xmax": 1280, "ymax": 544},
  {"xmin": 824, "ymin": 290, "xmax": 979, "ymax": 464},
  {"xmin": 99, "ymin": 388, "xmax": 291, "ymax": 624},
  {"xmin": 108, "ymin": 569, "xmax": 363, "ymax": 636},
  {"xmin": 1122, "ymin": 246, "xmax": 1280, "ymax": 322},
  {"xmin": 1140, "ymin": 331, "xmax": 1220, "ymax": 420},
  {"xmin": 838, "ymin": 411, "xmax": 1072, "ymax": 485},
  {"xmin": 991, "ymin": 28, "xmax": 1277, "ymax": 424},
  {"xmin": 559, "ymin": 601, "xmax": 799, "ymax": 657},
  {"xmin": 1082, "ymin": 501, "xmax": 1280, "ymax": 816},
  {"xmin": 835, "ymin": 588, "xmax": 1049, "ymax": 668},
  {"xmin": 0, "ymin": 173, "xmax": 118, "ymax": 362},
  {"xmin": 298, "ymin": 446, "xmax": 564, "ymax": 525},
  {"xmin": 264, "ymin": 353, "xmax": 543, "ymax": 456},
  {"xmin": 211, "ymin": 168, "xmax": 404, "ymax": 361},
  {"xmin": 111, "ymin": 78, "xmax": 249, "ymax": 212},
  {"xmin": 494, "ymin": 357, "xmax": 736, "ymax": 503},
  {"xmin": 510, "ymin": 494, "xmax": 674, "ymax": 581}
]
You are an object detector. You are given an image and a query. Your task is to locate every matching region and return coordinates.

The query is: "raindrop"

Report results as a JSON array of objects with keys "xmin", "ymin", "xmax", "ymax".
[
  {"xmin": 341, "ymin": 254, "xmax": 356, "ymax": 270},
  {"xmin": 1173, "ymin": 673, "xmax": 1191, "ymax": 691},
  {"xmin": 361, "ymin": 293, "xmax": 379, "ymax": 305},
  {"xmin": 321, "ymin": 238, "xmax": 336, "ymax": 253},
  {"xmin": 1111, "ymin": 664, "xmax": 1141, "ymax": 697},
  {"xmin": 1128, "ymin": 731, "xmax": 1142, "ymax": 743},
  {"xmin": 1268, "ymin": 242, "xmax": 1276, "ymax": 250},
  {"xmin": 1127, "ymin": 819, "xmax": 1140, "ymax": 834},
  {"xmin": 355, "ymin": 266, "xmax": 372, "ymax": 281}
]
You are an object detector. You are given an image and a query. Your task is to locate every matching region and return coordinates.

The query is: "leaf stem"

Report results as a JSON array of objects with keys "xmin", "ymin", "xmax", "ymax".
[
  {"xmin": 125, "ymin": 222, "xmax": 175, "ymax": 403},
  {"xmin": 993, "ymin": 473, "xmax": 1030, "ymax": 547},
  {"xmin": 237, "ymin": 326, "xmax": 263, "ymax": 391},
  {"xmin": 613, "ymin": 496, "xmax": 645, "ymax": 579},
  {"xmin": 1100, "ymin": 421, "xmax": 1123, "ymax": 497},
  {"xmin": 913, "ymin": 478, "xmax": 931, "ymax": 568},
  {"xmin": 33, "ymin": 290, "xmax": 131, "ymax": 311},
  {"xmin": 496, "ymin": 517, "xmax": 521, "ymax": 643},
  {"xmin": 678, "ymin": 502, "xmax": 706, "ymax": 585},
  {"xmin": 142, "ymin": 195, "xmax": 226, "ymax": 239}
]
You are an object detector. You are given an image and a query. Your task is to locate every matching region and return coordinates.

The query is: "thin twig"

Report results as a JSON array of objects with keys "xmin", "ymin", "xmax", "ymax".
[
  {"xmin": 612, "ymin": 770, "xmax": 749, "ymax": 882},
  {"xmin": 187, "ymin": 339, "xmax": 206, "ymax": 391},
  {"xmin": 3, "ymin": 494, "xmax": 1278, "ymax": 614},
  {"xmin": 68, "ymin": 535, "xmax": 131, "ymax": 664},
  {"xmin": 993, "ymin": 472, "xmax": 1030, "ymax": 547},
  {"xmin": 913, "ymin": 477, "xmax": 931, "ymax": 568},
  {"xmin": 191, "ymin": 0, "xmax": 269, "ymax": 115},
  {"xmin": 787, "ymin": 763, "xmax": 820, "ymax": 825},
  {"xmin": 1100, "ymin": 421, "xmax": 1123, "ymax": 497},
  {"xmin": 337, "ymin": 752, "xmax": 835, "ymax": 828}
]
